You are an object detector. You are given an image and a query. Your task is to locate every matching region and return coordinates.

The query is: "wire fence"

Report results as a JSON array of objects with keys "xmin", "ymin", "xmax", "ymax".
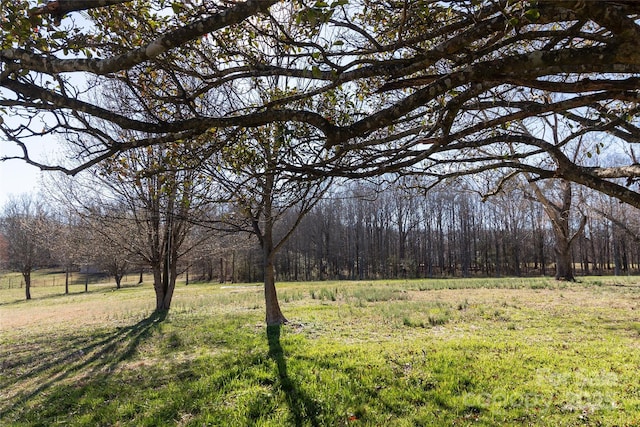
[{"xmin": 0, "ymin": 272, "xmax": 116, "ymax": 290}]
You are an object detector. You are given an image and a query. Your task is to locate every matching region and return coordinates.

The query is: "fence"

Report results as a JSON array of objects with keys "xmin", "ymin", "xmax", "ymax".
[{"xmin": 0, "ymin": 271, "xmax": 114, "ymax": 290}]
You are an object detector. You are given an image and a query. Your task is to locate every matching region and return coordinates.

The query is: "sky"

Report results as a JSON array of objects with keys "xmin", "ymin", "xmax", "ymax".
[
  {"xmin": 0, "ymin": 10, "xmax": 89, "ymax": 209},
  {"xmin": 1, "ymin": 85, "xmax": 70, "ymax": 208},
  {"xmin": 0, "ymin": 150, "xmax": 43, "ymax": 207},
  {"xmin": 0, "ymin": 136, "xmax": 53, "ymax": 207}
]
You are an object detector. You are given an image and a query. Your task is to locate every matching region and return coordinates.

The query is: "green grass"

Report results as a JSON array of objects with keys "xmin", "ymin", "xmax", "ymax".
[{"xmin": 1, "ymin": 273, "xmax": 640, "ymax": 426}]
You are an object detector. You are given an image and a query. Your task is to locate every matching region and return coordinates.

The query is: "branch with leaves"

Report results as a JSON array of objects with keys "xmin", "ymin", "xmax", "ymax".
[{"xmin": 2, "ymin": 0, "xmax": 640, "ymax": 206}]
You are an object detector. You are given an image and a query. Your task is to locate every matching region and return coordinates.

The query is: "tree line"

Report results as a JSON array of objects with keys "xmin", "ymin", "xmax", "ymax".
[
  {"xmin": 3, "ymin": 177, "xmax": 639, "ymax": 301},
  {"xmin": 202, "ymin": 181, "xmax": 640, "ymax": 283}
]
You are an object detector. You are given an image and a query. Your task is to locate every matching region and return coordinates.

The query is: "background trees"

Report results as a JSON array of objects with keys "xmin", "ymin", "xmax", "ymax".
[
  {"xmin": 1, "ymin": 177, "xmax": 639, "ymax": 301},
  {"xmin": 0, "ymin": 195, "xmax": 51, "ymax": 300}
]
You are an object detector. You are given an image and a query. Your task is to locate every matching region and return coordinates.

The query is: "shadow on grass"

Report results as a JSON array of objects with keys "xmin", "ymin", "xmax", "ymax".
[
  {"xmin": 267, "ymin": 325, "xmax": 321, "ymax": 427},
  {"xmin": 0, "ymin": 310, "xmax": 167, "ymax": 420}
]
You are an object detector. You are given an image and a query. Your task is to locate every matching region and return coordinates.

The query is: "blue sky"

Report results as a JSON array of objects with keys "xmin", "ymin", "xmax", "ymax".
[
  {"xmin": 0, "ymin": 157, "xmax": 42, "ymax": 207},
  {"xmin": 0, "ymin": 108, "xmax": 67, "ymax": 207},
  {"xmin": 0, "ymin": 131, "xmax": 51, "ymax": 207}
]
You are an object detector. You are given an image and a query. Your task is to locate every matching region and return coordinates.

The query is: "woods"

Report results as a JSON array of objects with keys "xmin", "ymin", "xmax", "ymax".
[
  {"xmin": 194, "ymin": 181, "xmax": 640, "ymax": 283},
  {"xmin": 2, "ymin": 178, "xmax": 639, "ymax": 287}
]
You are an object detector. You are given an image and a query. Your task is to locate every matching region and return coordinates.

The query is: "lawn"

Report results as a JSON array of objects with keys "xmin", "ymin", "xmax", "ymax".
[{"xmin": 1, "ymin": 272, "xmax": 639, "ymax": 426}]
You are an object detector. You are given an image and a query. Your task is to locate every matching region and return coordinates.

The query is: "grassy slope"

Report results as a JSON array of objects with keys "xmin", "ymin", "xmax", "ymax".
[{"xmin": 1, "ymin": 273, "xmax": 639, "ymax": 426}]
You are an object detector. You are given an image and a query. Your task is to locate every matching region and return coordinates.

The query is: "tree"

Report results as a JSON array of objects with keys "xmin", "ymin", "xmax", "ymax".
[
  {"xmin": 525, "ymin": 179, "xmax": 586, "ymax": 281},
  {"xmin": 0, "ymin": 195, "xmax": 50, "ymax": 300},
  {"xmin": 45, "ymin": 169, "xmax": 139, "ymax": 292},
  {"xmin": 490, "ymin": 116, "xmax": 588, "ymax": 281},
  {"xmin": 99, "ymin": 147, "xmax": 211, "ymax": 311},
  {"xmin": 46, "ymin": 208, "xmax": 84, "ymax": 294},
  {"xmin": 2, "ymin": 1, "xmax": 640, "ymax": 209},
  {"xmin": 54, "ymin": 142, "xmax": 214, "ymax": 310},
  {"xmin": 205, "ymin": 123, "xmax": 332, "ymax": 325},
  {"xmin": 88, "ymin": 208, "xmax": 132, "ymax": 289}
]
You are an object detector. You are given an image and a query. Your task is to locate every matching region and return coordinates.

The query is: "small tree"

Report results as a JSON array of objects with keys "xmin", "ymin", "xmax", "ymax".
[
  {"xmin": 0, "ymin": 195, "xmax": 50, "ymax": 300},
  {"xmin": 206, "ymin": 124, "xmax": 332, "ymax": 325},
  {"xmin": 86, "ymin": 143, "xmax": 214, "ymax": 310},
  {"xmin": 45, "ymin": 208, "xmax": 86, "ymax": 294},
  {"xmin": 94, "ymin": 237, "xmax": 130, "ymax": 289}
]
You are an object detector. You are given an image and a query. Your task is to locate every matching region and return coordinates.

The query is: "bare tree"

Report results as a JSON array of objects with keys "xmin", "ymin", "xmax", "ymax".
[
  {"xmin": 50, "ymin": 142, "xmax": 214, "ymax": 310},
  {"xmin": 88, "ymin": 208, "xmax": 132, "ymax": 289},
  {"xmin": 92, "ymin": 147, "xmax": 211, "ymax": 311},
  {"xmin": 0, "ymin": 195, "xmax": 50, "ymax": 300},
  {"xmin": 47, "ymin": 209, "xmax": 85, "ymax": 294},
  {"xmin": 495, "ymin": 116, "xmax": 589, "ymax": 280},
  {"xmin": 525, "ymin": 179, "xmax": 586, "ymax": 281}
]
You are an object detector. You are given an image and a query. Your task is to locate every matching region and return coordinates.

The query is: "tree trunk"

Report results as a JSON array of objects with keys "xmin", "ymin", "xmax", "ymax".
[
  {"xmin": 152, "ymin": 243, "xmax": 178, "ymax": 311},
  {"xmin": 65, "ymin": 267, "xmax": 70, "ymax": 295},
  {"xmin": 154, "ymin": 283, "xmax": 173, "ymax": 311},
  {"xmin": 153, "ymin": 272, "xmax": 176, "ymax": 311},
  {"xmin": 538, "ymin": 232, "xmax": 546, "ymax": 276},
  {"xmin": 231, "ymin": 251, "xmax": 235, "ymax": 283},
  {"xmin": 23, "ymin": 271, "xmax": 31, "ymax": 300},
  {"xmin": 264, "ymin": 251, "xmax": 287, "ymax": 326},
  {"xmin": 162, "ymin": 260, "xmax": 177, "ymax": 311},
  {"xmin": 554, "ymin": 239, "xmax": 575, "ymax": 281},
  {"xmin": 613, "ymin": 225, "xmax": 622, "ymax": 276},
  {"xmin": 152, "ymin": 266, "xmax": 166, "ymax": 311}
]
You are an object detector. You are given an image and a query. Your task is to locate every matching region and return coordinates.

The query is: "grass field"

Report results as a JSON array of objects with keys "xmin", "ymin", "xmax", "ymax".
[{"xmin": 1, "ymin": 271, "xmax": 640, "ymax": 426}]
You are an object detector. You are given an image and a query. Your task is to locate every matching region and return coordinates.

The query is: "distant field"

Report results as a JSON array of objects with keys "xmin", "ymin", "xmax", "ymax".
[{"xmin": 1, "ymin": 272, "xmax": 639, "ymax": 426}]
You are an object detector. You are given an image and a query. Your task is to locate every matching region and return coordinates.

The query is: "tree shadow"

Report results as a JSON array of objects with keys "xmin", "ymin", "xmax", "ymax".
[
  {"xmin": 267, "ymin": 325, "xmax": 321, "ymax": 427},
  {"xmin": 0, "ymin": 310, "xmax": 167, "ymax": 419}
]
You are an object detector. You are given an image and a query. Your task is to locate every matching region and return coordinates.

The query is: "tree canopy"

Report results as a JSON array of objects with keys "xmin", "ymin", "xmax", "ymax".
[{"xmin": 1, "ymin": 0, "xmax": 640, "ymax": 206}]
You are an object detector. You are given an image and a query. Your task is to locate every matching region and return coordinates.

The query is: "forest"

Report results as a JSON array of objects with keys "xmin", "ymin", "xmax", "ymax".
[{"xmin": 2, "ymin": 175, "xmax": 639, "ymax": 291}]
